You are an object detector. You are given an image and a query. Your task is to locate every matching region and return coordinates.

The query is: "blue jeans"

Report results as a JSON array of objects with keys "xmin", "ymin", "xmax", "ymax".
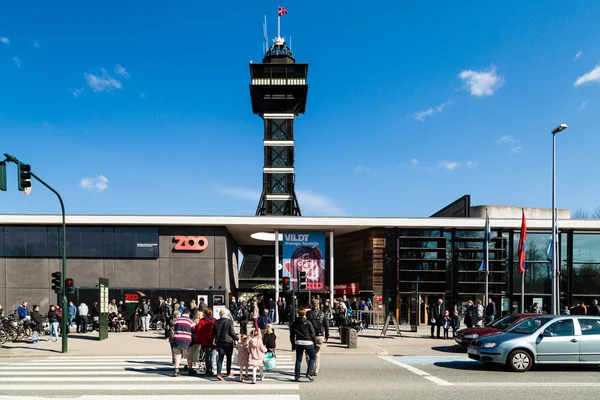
[
  {"xmin": 202, "ymin": 346, "xmax": 215, "ymax": 374},
  {"xmin": 68, "ymin": 315, "xmax": 74, "ymax": 328},
  {"xmin": 487, "ymin": 315, "xmax": 495, "ymax": 323},
  {"xmin": 269, "ymin": 309, "xmax": 275, "ymax": 322},
  {"xmin": 295, "ymin": 343, "xmax": 315, "ymax": 380},
  {"xmin": 217, "ymin": 343, "xmax": 233, "ymax": 376},
  {"xmin": 49, "ymin": 322, "xmax": 59, "ymax": 341}
]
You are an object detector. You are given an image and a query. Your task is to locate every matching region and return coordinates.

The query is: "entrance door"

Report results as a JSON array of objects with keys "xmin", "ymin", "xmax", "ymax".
[{"xmin": 536, "ymin": 319, "xmax": 579, "ymax": 362}]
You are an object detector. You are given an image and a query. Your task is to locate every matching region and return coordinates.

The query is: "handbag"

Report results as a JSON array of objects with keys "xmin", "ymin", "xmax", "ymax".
[
  {"xmin": 233, "ymin": 350, "xmax": 239, "ymax": 366},
  {"xmin": 264, "ymin": 351, "xmax": 276, "ymax": 371}
]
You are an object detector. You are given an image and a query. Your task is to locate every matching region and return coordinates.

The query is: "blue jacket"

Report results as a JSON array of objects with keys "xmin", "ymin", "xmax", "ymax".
[
  {"xmin": 18, "ymin": 305, "xmax": 29, "ymax": 319},
  {"xmin": 453, "ymin": 315, "xmax": 461, "ymax": 330},
  {"xmin": 68, "ymin": 305, "xmax": 77, "ymax": 317},
  {"xmin": 258, "ymin": 312, "xmax": 271, "ymax": 329}
]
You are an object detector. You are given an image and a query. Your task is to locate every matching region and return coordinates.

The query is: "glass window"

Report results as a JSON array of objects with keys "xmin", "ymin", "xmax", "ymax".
[
  {"xmin": 573, "ymin": 263, "xmax": 600, "ymax": 295},
  {"xmin": 26, "ymin": 227, "xmax": 48, "ymax": 257},
  {"xmin": 114, "ymin": 228, "xmax": 137, "ymax": 258},
  {"xmin": 135, "ymin": 228, "xmax": 158, "ymax": 258},
  {"xmin": 506, "ymin": 316, "xmax": 554, "ymax": 334},
  {"xmin": 0, "ymin": 226, "xmax": 3, "ymax": 257},
  {"xmin": 489, "ymin": 315, "xmax": 520, "ymax": 330},
  {"xmin": 4, "ymin": 227, "xmax": 27, "ymax": 256},
  {"xmin": 578, "ymin": 319, "xmax": 600, "ymax": 336},
  {"xmin": 543, "ymin": 319, "xmax": 575, "ymax": 337},
  {"xmin": 65, "ymin": 228, "xmax": 82, "ymax": 257},
  {"xmin": 47, "ymin": 227, "xmax": 59, "ymax": 257},
  {"xmin": 102, "ymin": 228, "xmax": 114, "ymax": 258},
  {"xmin": 573, "ymin": 234, "xmax": 600, "ymax": 263},
  {"xmin": 81, "ymin": 227, "xmax": 103, "ymax": 257}
]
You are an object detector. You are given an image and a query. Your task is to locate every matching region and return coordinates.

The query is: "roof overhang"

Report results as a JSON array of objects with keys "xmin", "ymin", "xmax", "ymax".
[{"xmin": 1, "ymin": 214, "xmax": 600, "ymax": 246}]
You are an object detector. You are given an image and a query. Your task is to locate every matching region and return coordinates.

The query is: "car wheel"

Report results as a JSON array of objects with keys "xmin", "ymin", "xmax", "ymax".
[{"xmin": 507, "ymin": 350, "xmax": 532, "ymax": 372}]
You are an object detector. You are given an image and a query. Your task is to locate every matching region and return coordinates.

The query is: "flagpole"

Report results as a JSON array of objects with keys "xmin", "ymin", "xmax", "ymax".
[
  {"xmin": 520, "ymin": 208, "xmax": 525, "ymax": 313},
  {"xmin": 278, "ymin": 15, "xmax": 280, "ymax": 38},
  {"xmin": 484, "ymin": 209, "xmax": 489, "ymax": 308}
]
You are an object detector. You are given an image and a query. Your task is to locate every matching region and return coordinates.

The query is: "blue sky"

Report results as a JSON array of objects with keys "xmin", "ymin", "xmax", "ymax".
[{"xmin": 1, "ymin": 1, "xmax": 600, "ymax": 217}]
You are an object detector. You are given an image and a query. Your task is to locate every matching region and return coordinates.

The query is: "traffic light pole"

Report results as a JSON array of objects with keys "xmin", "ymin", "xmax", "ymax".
[
  {"xmin": 29, "ymin": 171, "xmax": 67, "ymax": 354},
  {"xmin": 3, "ymin": 153, "xmax": 68, "ymax": 353}
]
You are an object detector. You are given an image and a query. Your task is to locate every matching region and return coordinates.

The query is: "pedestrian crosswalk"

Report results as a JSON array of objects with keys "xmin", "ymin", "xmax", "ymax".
[{"xmin": 0, "ymin": 354, "xmax": 300, "ymax": 399}]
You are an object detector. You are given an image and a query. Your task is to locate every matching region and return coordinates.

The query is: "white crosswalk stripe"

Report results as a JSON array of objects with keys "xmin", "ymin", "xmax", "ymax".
[{"xmin": 0, "ymin": 355, "xmax": 300, "ymax": 398}]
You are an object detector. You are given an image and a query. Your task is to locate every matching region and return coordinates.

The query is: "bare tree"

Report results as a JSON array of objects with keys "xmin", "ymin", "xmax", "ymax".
[
  {"xmin": 593, "ymin": 206, "xmax": 600, "ymax": 219},
  {"xmin": 573, "ymin": 209, "xmax": 590, "ymax": 219}
]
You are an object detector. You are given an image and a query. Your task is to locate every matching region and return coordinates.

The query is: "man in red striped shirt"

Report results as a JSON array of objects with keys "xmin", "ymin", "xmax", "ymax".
[{"xmin": 172, "ymin": 308, "xmax": 195, "ymax": 377}]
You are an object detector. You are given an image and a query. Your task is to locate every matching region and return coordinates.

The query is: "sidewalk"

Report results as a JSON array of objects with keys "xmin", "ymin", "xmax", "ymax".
[{"xmin": 0, "ymin": 324, "xmax": 463, "ymax": 358}]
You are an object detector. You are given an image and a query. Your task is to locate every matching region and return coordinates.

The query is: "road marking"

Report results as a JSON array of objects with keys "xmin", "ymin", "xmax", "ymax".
[
  {"xmin": 455, "ymin": 382, "xmax": 600, "ymax": 387},
  {"xmin": 0, "ymin": 383, "xmax": 300, "ymax": 391},
  {"xmin": 379, "ymin": 356, "xmax": 453, "ymax": 386},
  {"xmin": 11, "ymin": 361, "xmax": 295, "ymax": 367},
  {"xmin": 424, "ymin": 376, "xmax": 454, "ymax": 386},
  {"xmin": 0, "ymin": 396, "xmax": 300, "ymax": 400},
  {"xmin": 0, "ymin": 376, "xmax": 292, "ymax": 382},
  {"xmin": 374, "ymin": 346, "xmax": 389, "ymax": 355}
]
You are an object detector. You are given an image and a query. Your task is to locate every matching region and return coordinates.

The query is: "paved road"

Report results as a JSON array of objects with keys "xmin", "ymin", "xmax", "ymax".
[{"xmin": 1, "ymin": 352, "xmax": 600, "ymax": 399}]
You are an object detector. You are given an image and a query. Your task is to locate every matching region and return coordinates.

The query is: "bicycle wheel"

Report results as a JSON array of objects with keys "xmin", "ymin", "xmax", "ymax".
[{"xmin": 0, "ymin": 329, "xmax": 7, "ymax": 344}]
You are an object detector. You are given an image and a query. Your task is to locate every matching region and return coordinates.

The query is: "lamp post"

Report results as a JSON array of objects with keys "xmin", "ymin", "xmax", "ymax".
[{"xmin": 551, "ymin": 123, "xmax": 567, "ymax": 315}]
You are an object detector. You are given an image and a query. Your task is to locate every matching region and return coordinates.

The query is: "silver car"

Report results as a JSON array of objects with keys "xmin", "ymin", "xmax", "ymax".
[{"xmin": 467, "ymin": 315, "xmax": 600, "ymax": 372}]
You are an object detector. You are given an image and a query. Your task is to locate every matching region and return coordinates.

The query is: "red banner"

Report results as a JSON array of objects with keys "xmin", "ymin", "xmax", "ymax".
[{"xmin": 334, "ymin": 283, "xmax": 360, "ymax": 295}]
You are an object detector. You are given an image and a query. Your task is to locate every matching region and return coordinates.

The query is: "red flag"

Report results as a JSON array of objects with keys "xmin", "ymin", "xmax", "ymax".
[
  {"xmin": 517, "ymin": 210, "xmax": 527, "ymax": 274},
  {"xmin": 278, "ymin": 6, "xmax": 288, "ymax": 17}
]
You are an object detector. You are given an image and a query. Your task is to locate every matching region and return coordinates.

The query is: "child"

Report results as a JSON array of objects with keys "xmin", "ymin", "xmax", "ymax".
[
  {"xmin": 452, "ymin": 310, "xmax": 461, "ymax": 339},
  {"xmin": 262, "ymin": 324, "xmax": 277, "ymax": 353},
  {"xmin": 247, "ymin": 329, "xmax": 267, "ymax": 384},
  {"xmin": 237, "ymin": 335, "xmax": 250, "ymax": 382},
  {"xmin": 442, "ymin": 310, "xmax": 451, "ymax": 339}
]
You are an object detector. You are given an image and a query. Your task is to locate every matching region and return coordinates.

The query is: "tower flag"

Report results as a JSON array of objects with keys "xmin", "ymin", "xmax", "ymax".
[
  {"xmin": 517, "ymin": 209, "xmax": 527, "ymax": 274},
  {"xmin": 277, "ymin": 6, "xmax": 288, "ymax": 38},
  {"xmin": 479, "ymin": 210, "xmax": 492, "ymax": 272}
]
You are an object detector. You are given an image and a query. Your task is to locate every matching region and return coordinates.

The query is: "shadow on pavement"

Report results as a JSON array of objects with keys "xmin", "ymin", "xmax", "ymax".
[
  {"xmin": 431, "ymin": 345, "xmax": 466, "ymax": 354},
  {"xmin": 0, "ymin": 345, "xmax": 61, "ymax": 354},
  {"xmin": 133, "ymin": 335, "xmax": 167, "ymax": 340},
  {"xmin": 433, "ymin": 360, "xmax": 504, "ymax": 371},
  {"xmin": 65, "ymin": 334, "xmax": 99, "ymax": 341}
]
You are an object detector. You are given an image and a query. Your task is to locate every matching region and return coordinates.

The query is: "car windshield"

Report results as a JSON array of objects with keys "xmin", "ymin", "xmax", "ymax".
[
  {"xmin": 504, "ymin": 316, "xmax": 555, "ymax": 334},
  {"xmin": 489, "ymin": 315, "xmax": 520, "ymax": 329}
]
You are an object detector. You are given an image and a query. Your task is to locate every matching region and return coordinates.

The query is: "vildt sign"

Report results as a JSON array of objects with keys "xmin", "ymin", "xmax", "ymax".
[{"xmin": 173, "ymin": 236, "xmax": 209, "ymax": 251}]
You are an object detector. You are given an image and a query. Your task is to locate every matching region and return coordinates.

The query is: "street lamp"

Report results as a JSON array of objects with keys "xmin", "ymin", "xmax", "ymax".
[{"xmin": 551, "ymin": 123, "xmax": 567, "ymax": 315}]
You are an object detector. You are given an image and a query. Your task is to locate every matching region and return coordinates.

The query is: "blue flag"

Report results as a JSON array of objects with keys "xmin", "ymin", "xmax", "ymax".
[{"xmin": 479, "ymin": 211, "xmax": 492, "ymax": 272}]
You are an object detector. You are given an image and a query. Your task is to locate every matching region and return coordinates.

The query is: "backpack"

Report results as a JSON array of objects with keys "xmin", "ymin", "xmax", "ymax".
[{"xmin": 308, "ymin": 309, "xmax": 324, "ymax": 335}]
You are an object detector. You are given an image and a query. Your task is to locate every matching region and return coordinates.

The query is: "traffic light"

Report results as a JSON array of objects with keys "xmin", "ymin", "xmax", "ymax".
[
  {"xmin": 282, "ymin": 276, "xmax": 291, "ymax": 293},
  {"xmin": 51, "ymin": 271, "xmax": 61, "ymax": 294},
  {"xmin": 0, "ymin": 161, "xmax": 6, "ymax": 191},
  {"xmin": 17, "ymin": 162, "xmax": 31, "ymax": 191},
  {"xmin": 65, "ymin": 278, "xmax": 75, "ymax": 295},
  {"xmin": 299, "ymin": 271, "xmax": 307, "ymax": 291}
]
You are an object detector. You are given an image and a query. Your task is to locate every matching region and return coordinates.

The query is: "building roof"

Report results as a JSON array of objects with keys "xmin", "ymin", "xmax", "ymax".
[{"xmin": 1, "ymin": 214, "xmax": 600, "ymax": 246}]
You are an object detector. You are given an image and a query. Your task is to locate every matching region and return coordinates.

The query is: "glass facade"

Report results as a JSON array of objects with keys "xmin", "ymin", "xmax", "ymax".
[
  {"xmin": 384, "ymin": 228, "xmax": 600, "ymax": 315},
  {"xmin": 0, "ymin": 226, "xmax": 158, "ymax": 259}
]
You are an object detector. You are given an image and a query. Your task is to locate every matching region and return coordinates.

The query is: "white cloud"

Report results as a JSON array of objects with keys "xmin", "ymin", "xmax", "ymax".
[
  {"xmin": 32, "ymin": 41, "xmax": 40, "ymax": 48},
  {"xmin": 497, "ymin": 135, "xmax": 517, "ymax": 144},
  {"xmin": 217, "ymin": 187, "xmax": 260, "ymax": 201},
  {"xmin": 459, "ymin": 66, "xmax": 504, "ymax": 97},
  {"xmin": 71, "ymin": 88, "xmax": 84, "ymax": 97},
  {"xmin": 411, "ymin": 99, "xmax": 452, "ymax": 121},
  {"xmin": 410, "ymin": 158, "xmax": 419, "ymax": 168},
  {"xmin": 511, "ymin": 146, "xmax": 522, "ymax": 154},
  {"xmin": 12, "ymin": 56, "xmax": 20, "ymax": 68},
  {"xmin": 80, "ymin": 175, "xmax": 109, "ymax": 192},
  {"xmin": 574, "ymin": 50, "xmax": 582, "ymax": 61},
  {"xmin": 574, "ymin": 65, "xmax": 600, "ymax": 87},
  {"xmin": 83, "ymin": 64, "xmax": 130, "ymax": 93},
  {"xmin": 354, "ymin": 164, "xmax": 377, "ymax": 177},
  {"xmin": 438, "ymin": 161, "xmax": 461, "ymax": 171},
  {"xmin": 296, "ymin": 190, "xmax": 344, "ymax": 216},
  {"xmin": 579, "ymin": 100, "xmax": 588, "ymax": 110},
  {"xmin": 84, "ymin": 69, "xmax": 122, "ymax": 93},
  {"xmin": 0, "ymin": 37, "xmax": 9, "ymax": 45},
  {"xmin": 466, "ymin": 161, "xmax": 477, "ymax": 169},
  {"xmin": 114, "ymin": 64, "xmax": 130, "ymax": 79}
]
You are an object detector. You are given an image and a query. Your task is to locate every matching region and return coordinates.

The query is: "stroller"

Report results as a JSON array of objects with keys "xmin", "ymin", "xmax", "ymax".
[
  {"xmin": 108, "ymin": 313, "xmax": 123, "ymax": 333},
  {"xmin": 150, "ymin": 314, "xmax": 163, "ymax": 330},
  {"xmin": 346, "ymin": 319, "xmax": 364, "ymax": 335}
]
